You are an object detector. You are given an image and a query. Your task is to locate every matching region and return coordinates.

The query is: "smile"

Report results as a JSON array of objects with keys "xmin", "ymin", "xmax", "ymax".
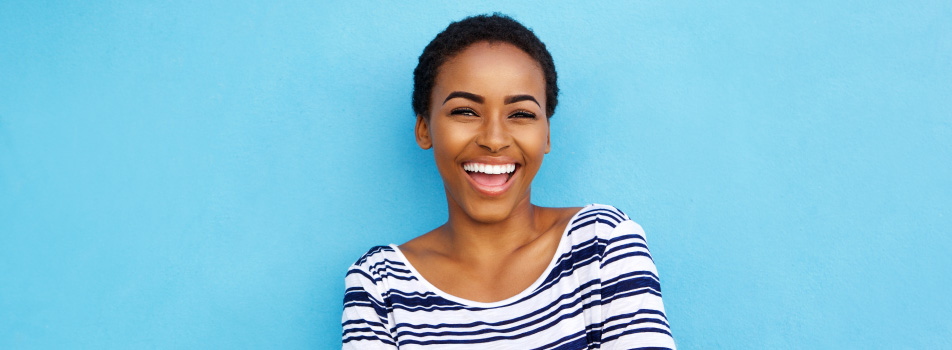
[{"xmin": 462, "ymin": 162, "xmax": 518, "ymax": 196}]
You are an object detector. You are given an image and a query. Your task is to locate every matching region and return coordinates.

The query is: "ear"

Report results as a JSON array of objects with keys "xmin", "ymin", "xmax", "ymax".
[
  {"xmin": 415, "ymin": 114, "xmax": 432, "ymax": 150},
  {"xmin": 544, "ymin": 120, "xmax": 551, "ymax": 154}
]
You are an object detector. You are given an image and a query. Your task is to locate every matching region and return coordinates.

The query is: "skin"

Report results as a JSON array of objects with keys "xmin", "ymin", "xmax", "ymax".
[{"xmin": 400, "ymin": 41, "xmax": 581, "ymax": 303}]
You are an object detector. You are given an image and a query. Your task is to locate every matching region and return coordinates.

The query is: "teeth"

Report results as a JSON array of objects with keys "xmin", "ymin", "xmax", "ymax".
[{"xmin": 463, "ymin": 163, "xmax": 516, "ymax": 174}]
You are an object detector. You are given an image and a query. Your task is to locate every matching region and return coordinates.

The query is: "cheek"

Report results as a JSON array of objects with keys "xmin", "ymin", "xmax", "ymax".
[
  {"xmin": 432, "ymin": 117, "xmax": 482, "ymax": 147},
  {"xmin": 518, "ymin": 128, "xmax": 550, "ymax": 158},
  {"xmin": 429, "ymin": 123, "xmax": 470, "ymax": 169}
]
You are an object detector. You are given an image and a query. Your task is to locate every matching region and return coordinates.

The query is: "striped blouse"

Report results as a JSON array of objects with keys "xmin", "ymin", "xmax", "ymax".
[{"xmin": 342, "ymin": 204, "xmax": 676, "ymax": 349}]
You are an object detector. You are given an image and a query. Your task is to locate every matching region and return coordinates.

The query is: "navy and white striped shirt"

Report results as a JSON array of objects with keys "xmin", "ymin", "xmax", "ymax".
[{"xmin": 342, "ymin": 204, "xmax": 675, "ymax": 349}]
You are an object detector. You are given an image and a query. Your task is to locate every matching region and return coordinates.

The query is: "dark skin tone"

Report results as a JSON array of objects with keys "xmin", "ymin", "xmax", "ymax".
[{"xmin": 400, "ymin": 42, "xmax": 581, "ymax": 303}]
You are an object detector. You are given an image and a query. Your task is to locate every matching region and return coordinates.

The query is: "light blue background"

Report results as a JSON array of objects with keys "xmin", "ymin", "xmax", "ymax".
[{"xmin": 2, "ymin": 1, "xmax": 950, "ymax": 349}]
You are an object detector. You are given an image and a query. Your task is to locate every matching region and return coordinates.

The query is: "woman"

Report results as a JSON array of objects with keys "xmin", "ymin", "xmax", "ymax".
[{"xmin": 342, "ymin": 14, "xmax": 675, "ymax": 349}]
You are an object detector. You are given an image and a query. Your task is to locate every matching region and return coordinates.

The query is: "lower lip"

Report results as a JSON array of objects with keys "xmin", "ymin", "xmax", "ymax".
[{"xmin": 463, "ymin": 167, "xmax": 517, "ymax": 196}]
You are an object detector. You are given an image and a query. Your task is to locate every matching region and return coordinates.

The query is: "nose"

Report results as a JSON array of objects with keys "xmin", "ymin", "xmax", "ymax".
[{"xmin": 475, "ymin": 114, "xmax": 511, "ymax": 153}]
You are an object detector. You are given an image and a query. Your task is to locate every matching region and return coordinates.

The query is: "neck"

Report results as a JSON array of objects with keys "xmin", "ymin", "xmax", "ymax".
[{"xmin": 440, "ymin": 193, "xmax": 543, "ymax": 262}]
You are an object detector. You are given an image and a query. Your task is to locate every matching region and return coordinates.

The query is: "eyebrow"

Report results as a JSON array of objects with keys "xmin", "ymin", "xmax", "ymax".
[
  {"xmin": 443, "ymin": 91, "xmax": 484, "ymax": 105},
  {"xmin": 504, "ymin": 94, "xmax": 540, "ymax": 107},
  {"xmin": 442, "ymin": 91, "xmax": 541, "ymax": 107}
]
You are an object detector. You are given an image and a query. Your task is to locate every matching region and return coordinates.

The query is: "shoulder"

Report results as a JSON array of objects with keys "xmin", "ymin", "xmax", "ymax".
[
  {"xmin": 567, "ymin": 204, "xmax": 643, "ymax": 238},
  {"xmin": 564, "ymin": 204, "xmax": 654, "ymax": 262},
  {"xmin": 353, "ymin": 245, "xmax": 397, "ymax": 267},
  {"xmin": 345, "ymin": 245, "xmax": 408, "ymax": 285},
  {"xmin": 575, "ymin": 204, "xmax": 632, "ymax": 224}
]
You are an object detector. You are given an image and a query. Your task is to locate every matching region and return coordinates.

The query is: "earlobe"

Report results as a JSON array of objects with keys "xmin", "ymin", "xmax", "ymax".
[{"xmin": 415, "ymin": 115, "xmax": 432, "ymax": 150}]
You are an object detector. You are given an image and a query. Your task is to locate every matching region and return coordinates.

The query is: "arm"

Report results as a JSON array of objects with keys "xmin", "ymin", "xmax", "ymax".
[
  {"xmin": 342, "ymin": 263, "xmax": 398, "ymax": 349},
  {"xmin": 599, "ymin": 218, "xmax": 676, "ymax": 349}
]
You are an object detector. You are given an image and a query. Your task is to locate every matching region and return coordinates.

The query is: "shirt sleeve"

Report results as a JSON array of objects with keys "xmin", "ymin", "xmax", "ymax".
[
  {"xmin": 598, "ymin": 217, "xmax": 677, "ymax": 349},
  {"xmin": 341, "ymin": 262, "xmax": 397, "ymax": 350}
]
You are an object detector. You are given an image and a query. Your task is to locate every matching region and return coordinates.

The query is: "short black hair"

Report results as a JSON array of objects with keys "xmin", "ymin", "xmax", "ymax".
[{"xmin": 412, "ymin": 13, "xmax": 559, "ymax": 119}]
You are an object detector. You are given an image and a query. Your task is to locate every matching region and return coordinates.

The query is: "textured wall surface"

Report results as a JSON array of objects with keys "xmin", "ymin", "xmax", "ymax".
[{"xmin": 1, "ymin": 1, "xmax": 950, "ymax": 348}]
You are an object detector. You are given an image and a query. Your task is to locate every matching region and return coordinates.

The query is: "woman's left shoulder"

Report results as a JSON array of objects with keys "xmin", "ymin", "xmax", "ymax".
[
  {"xmin": 555, "ymin": 204, "xmax": 624, "ymax": 232},
  {"xmin": 575, "ymin": 203, "xmax": 633, "ymax": 224},
  {"xmin": 574, "ymin": 204, "xmax": 648, "ymax": 238}
]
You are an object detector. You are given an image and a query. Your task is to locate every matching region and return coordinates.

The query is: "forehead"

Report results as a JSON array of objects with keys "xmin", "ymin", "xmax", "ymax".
[{"xmin": 432, "ymin": 42, "xmax": 546, "ymax": 100}]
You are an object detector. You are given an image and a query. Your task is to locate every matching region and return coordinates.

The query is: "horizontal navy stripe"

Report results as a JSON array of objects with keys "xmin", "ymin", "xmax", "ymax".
[
  {"xmin": 603, "ymin": 317, "xmax": 670, "ymax": 335},
  {"xmin": 601, "ymin": 327, "xmax": 673, "ymax": 343},
  {"xmin": 341, "ymin": 318, "xmax": 387, "ymax": 330},
  {"xmin": 342, "ymin": 334, "xmax": 396, "ymax": 346},
  {"xmin": 602, "ymin": 309, "xmax": 669, "ymax": 327},
  {"xmin": 342, "ymin": 326, "xmax": 392, "ymax": 338},
  {"xmin": 607, "ymin": 232, "xmax": 646, "ymax": 245},
  {"xmin": 354, "ymin": 245, "xmax": 393, "ymax": 266},
  {"xmin": 368, "ymin": 258, "xmax": 406, "ymax": 271},
  {"xmin": 603, "ymin": 251, "xmax": 653, "ymax": 268},
  {"xmin": 344, "ymin": 268, "xmax": 377, "ymax": 284},
  {"xmin": 566, "ymin": 216, "xmax": 616, "ymax": 238},
  {"xmin": 532, "ymin": 330, "xmax": 586, "ymax": 350},
  {"xmin": 603, "ymin": 242, "xmax": 649, "ymax": 261},
  {"xmin": 602, "ymin": 271, "xmax": 659, "ymax": 288}
]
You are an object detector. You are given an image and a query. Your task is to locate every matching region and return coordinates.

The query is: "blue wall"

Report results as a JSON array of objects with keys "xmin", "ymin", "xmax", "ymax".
[{"xmin": 2, "ymin": 1, "xmax": 949, "ymax": 348}]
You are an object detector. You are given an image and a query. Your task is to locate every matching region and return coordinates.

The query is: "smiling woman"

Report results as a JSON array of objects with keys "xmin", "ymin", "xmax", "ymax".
[{"xmin": 342, "ymin": 14, "xmax": 676, "ymax": 349}]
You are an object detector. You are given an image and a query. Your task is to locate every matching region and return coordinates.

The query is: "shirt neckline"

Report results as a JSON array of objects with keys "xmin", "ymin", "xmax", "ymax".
[{"xmin": 389, "ymin": 204, "xmax": 592, "ymax": 308}]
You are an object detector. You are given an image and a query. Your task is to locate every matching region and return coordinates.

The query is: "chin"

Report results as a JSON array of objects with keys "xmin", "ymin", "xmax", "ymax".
[
  {"xmin": 454, "ymin": 190, "xmax": 532, "ymax": 224},
  {"xmin": 462, "ymin": 202, "xmax": 514, "ymax": 224}
]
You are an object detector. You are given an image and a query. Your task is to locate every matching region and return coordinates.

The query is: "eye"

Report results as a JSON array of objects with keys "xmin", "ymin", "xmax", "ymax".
[
  {"xmin": 450, "ymin": 108, "xmax": 478, "ymax": 117},
  {"xmin": 509, "ymin": 110, "xmax": 537, "ymax": 119}
]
